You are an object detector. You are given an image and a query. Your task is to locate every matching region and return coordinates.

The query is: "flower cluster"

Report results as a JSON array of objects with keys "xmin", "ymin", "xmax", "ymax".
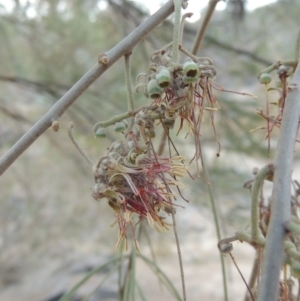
[
  {"xmin": 91, "ymin": 34, "xmax": 252, "ymax": 246},
  {"xmin": 92, "ymin": 136, "xmax": 187, "ymax": 248},
  {"xmin": 135, "ymin": 46, "xmax": 220, "ymax": 175}
]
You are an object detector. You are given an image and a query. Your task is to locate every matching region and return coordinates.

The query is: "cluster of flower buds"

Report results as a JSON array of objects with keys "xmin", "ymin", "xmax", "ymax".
[
  {"xmin": 134, "ymin": 48, "xmax": 221, "ymax": 175},
  {"xmin": 256, "ymin": 62, "xmax": 297, "ymax": 140},
  {"xmin": 134, "ymin": 55, "xmax": 218, "ymax": 147},
  {"xmin": 91, "ymin": 44, "xmax": 222, "ymax": 244},
  {"xmin": 136, "ymin": 57, "xmax": 217, "ymax": 102},
  {"xmin": 92, "ymin": 133, "xmax": 187, "ymax": 246},
  {"xmin": 145, "ymin": 60, "xmax": 200, "ymax": 99}
]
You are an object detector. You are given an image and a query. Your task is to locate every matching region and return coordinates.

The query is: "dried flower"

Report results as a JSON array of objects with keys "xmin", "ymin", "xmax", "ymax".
[{"xmin": 92, "ymin": 139, "xmax": 187, "ymax": 248}]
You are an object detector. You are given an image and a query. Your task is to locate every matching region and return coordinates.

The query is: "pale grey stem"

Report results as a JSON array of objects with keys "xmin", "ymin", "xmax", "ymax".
[
  {"xmin": 258, "ymin": 63, "xmax": 300, "ymax": 301},
  {"xmin": 124, "ymin": 54, "xmax": 135, "ymax": 112},
  {"xmin": 171, "ymin": 0, "xmax": 181, "ymax": 63},
  {"xmin": 171, "ymin": 211, "xmax": 187, "ymax": 301},
  {"xmin": 0, "ymin": 1, "xmax": 174, "ymax": 176},
  {"xmin": 68, "ymin": 122, "xmax": 93, "ymax": 166},
  {"xmin": 191, "ymin": 0, "xmax": 220, "ymax": 55},
  {"xmin": 251, "ymin": 164, "xmax": 274, "ymax": 243},
  {"xmin": 124, "ymin": 54, "xmax": 135, "ymax": 134}
]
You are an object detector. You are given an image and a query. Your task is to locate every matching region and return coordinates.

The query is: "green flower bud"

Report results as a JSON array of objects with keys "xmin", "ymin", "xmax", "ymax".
[
  {"xmin": 183, "ymin": 60, "xmax": 199, "ymax": 78},
  {"xmin": 114, "ymin": 122, "xmax": 126, "ymax": 132},
  {"xmin": 259, "ymin": 73, "xmax": 272, "ymax": 84},
  {"xmin": 156, "ymin": 67, "xmax": 172, "ymax": 88},
  {"xmin": 147, "ymin": 78, "xmax": 163, "ymax": 99},
  {"xmin": 95, "ymin": 127, "xmax": 106, "ymax": 138}
]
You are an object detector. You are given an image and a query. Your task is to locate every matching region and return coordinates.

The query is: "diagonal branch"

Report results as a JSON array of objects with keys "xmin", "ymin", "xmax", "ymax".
[
  {"xmin": 191, "ymin": 0, "xmax": 221, "ymax": 55},
  {"xmin": 0, "ymin": 0, "xmax": 175, "ymax": 176}
]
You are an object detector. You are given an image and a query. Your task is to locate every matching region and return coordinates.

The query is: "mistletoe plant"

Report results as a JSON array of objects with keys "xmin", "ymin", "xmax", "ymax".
[
  {"xmin": 67, "ymin": 1, "xmax": 257, "ymax": 300},
  {"xmin": 1, "ymin": 1, "xmax": 300, "ymax": 301}
]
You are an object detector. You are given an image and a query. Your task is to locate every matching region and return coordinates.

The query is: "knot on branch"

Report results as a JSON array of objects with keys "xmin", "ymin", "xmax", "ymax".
[{"xmin": 98, "ymin": 54, "xmax": 110, "ymax": 65}]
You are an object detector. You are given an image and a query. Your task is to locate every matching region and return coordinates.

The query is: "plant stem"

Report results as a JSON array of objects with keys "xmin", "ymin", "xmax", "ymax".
[
  {"xmin": 124, "ymin": 53, "xmax": 136, "ymax": 133},
  {"xmin": 154, "ymin": 134, "xmax": 186, "ymax": 300},
  {"xmin": 191, "ymin": 0, "xmax": 220, "ymax": 55},
  {"xmin": 136, "ymin": 281, "xmax": 148, "ymax": 301},
  {"xmin": 258, "ymin": 62, "xmax": 300, "ymax": 301},
  {"xmin": 129, "ymin": 238, "xmax": 137, "ymax": 301},
  {"xmin": 251, "ymin": 164, "xmax": 274, "ymax": 243},
  {"xmin": 138, "ymin": 254, "xmax": 183, "ymax": 301},
  {"xmin": 157, "ymin": 130, "xmax": 167, "ymax": 155},
  {"xmin": 171, "ymin": 0, "xmax": 181, "ymax": 63},
  {"xmin": 94, "ymin": 111, "xmax": 132, "ymax": 132},
  {"xmin": 82, "ymin": 262, "xmax": 120, "ymax": 301},
  {"xmin": 244, "ymin": 256, "xmax": 259, "ymax": 301},
  {"xmin": 93, "ymin": 104, "xmax": 158, "ymax": 132},
  {"xmin": 124, "ymin": 53, "xmax": 135, "ymax": 112},
  {"xmin": 171, "ymin": 210, "xmax": 187, "ymax": 301},
  {"xmin": 118, "ymin": 242, "xmax": 125, "ymax": 300},
  {"xmin": 190, "ymin": 2, "xmax": 228, "ymax": 299},
  {"xmin": 204, "ymin": 162, "xmax": 229, "ymax": 301},
  {"xmin": 258, "ymin": 60, "xmax": 298, "ymax": 79},
  {"xmin": 68, "ymin": 122, "xmax": 93, "ymax": 166},
  {"xmin": 58, "ymin": 255, "xmax": 127, "ymax": 301},
  {"xmin": 0, "ymin": 0, "xmax": 175, "ymax": 176}
]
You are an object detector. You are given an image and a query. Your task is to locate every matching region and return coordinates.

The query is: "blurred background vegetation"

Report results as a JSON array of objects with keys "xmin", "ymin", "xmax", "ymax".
[{"xmin": 1, "ymin": 0, "xmax": 300, "ymax": 300}]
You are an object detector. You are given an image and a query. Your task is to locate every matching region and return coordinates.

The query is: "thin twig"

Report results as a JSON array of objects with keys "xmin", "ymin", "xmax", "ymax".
[
  {"xmin": 191, "ymin": 0, "xmax": 220, "ymax": 55},
  {"xmin": 124, "ymin": 53, "xmax": 135, "ymax": 112},
  {"xmin": 244, "ymin": 256, "xmax": 259, "ymax": 301},
  {"xmin": 157, "ymin": 3, "xmax": 187, "ymax": 299},
  {"xmin": 204, "ymin": 162, "xmax": 229, "ymax": 301},
  {"xmin": 93, "ymin": 104, "xmax": 158, "ymax": 133},
  {"xmin": 0, "ymin": 0, "xmax": 175, "ymax": 176},
  {"xmin": 258, "ymin": 60, "xmax": 298, "ymax": 79},
  {"xmin": 68, "ymin": 122, "xmax": 93, "ymax": 166},
  {"xmin": 171, "ymin": 0, "xmax": 181, "ymax": 63},
  {"xmin": 124, "ymin": 53, "xmax": 135, "ymax": 133},
  {"xmin": 170, "ymin": 210, "xmax": 187, "ymax": 301},
  {"xmin": 251, "ymin": 164, "xmax": 274, "ymax": 243},
  {"xmin": 229, "ymin": 252, "xmax": 256, "ymax": 301},
  {"xmin": 190, "ymin": 2, "xmax": 229, "ymax": 299},
  {"xmin": 151, "ymin": 134, "xmax": 187, "ymax": 301},
  {"xmin": 157, "ymin": 130, "xmax": 167, "ymax": 155},
  {"xmin": 179, "ymin": 13, "xmax": 193, "ymax": 45}
]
